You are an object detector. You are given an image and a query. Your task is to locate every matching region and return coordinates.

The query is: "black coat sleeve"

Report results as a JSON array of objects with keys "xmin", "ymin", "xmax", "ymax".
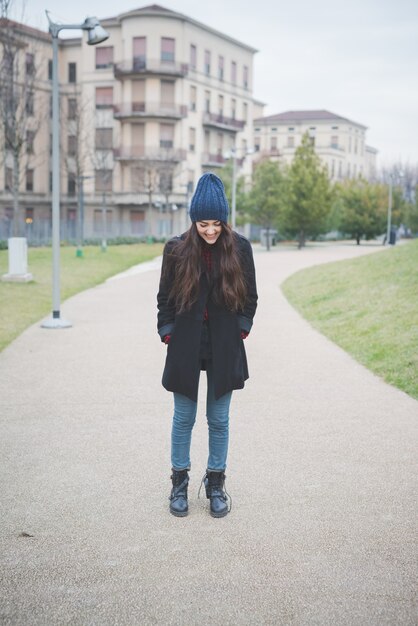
[
  {"xmin": 238, "ymin": 237, "xmax": 258, "ymax": 333},
  {"xmin": 157, "ymin": 239, "xmax": 178, "ymax": 341}
]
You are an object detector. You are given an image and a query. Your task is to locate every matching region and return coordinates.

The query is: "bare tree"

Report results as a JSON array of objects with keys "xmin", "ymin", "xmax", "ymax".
[{"xmin": 0, "ymin": 1, "xmax": 47, "ymax": 236}]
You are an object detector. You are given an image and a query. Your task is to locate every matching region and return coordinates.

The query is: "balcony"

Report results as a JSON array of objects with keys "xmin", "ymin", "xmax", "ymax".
[
  {"xmin": 113, "ymin": 102, "xmax": 188, "ymax": 121},
  {"xmin": 114, "ymin": 59, "xmax": 188, "ymax": 79},
  {"xmin": 114, "ymin": 146, "xmax": 187, "ymax": 163},
  {"xmin": 202, "ymin": 112, "xmax": 245, "ymax": 132},
  {"xmin": 201, "ymin": 153, "xmax": 227, "ymax": 167}
]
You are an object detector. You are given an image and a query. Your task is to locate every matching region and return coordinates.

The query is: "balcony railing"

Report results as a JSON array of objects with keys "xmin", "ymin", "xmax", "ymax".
[
  {"xmin": 114, "ymin": 146, "xmax": 187, "ymax": 162},
  {"xmin": 201, "ymin": 153, "xmax": 227, "ymax": 167},
  {"xmin": 113, "ymin": 102, "xmax": 188, "ymax": 120},
  {"xmin": 114, "ymin": 59, "xmax": 189, "ymax": 78},
  {"xmin": 202, "ymin": 112, "xmax": 245, "ymax": 131}
]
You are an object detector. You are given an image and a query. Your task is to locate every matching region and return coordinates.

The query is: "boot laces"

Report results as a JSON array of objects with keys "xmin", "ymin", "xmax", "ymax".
[{"xmin": 198, "ymin": 472, "xmax": 232, "ymax": 512}]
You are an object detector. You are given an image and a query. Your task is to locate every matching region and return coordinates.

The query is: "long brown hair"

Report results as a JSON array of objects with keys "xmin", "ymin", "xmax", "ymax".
[{"xmin": 164, "ymin": 223, "xmax": 247, "ymax": 313}]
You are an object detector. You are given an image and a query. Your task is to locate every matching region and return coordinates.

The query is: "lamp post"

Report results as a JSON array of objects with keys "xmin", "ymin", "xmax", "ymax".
[
  {"xmin": 42, "ymin": 12, "xmax": 109, "ymax": 329},
  {"xmin": 228, "ymin": 147, "xmax": 254, "ymax": 230},
  {"xmin": 385, "ymin": 170, "xmax": 404, "ymax": 246}
]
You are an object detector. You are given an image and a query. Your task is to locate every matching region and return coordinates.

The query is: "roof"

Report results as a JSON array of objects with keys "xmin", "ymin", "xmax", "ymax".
[
  {"xmin": 101, "ymin": 4, "xmax": 258, "ymax": 53},
  {"xmin": 0, "ymin": 18, "xmax": 51, "ymax": 43},
  {"xmin": 254, "ymin": 109, "xmax": 367, "ymax": 130}
]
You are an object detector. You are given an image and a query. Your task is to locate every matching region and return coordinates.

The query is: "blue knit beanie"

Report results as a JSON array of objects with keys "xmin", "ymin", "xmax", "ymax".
[{"xmin": 189, "ymin": 172, "xmax": 229, "ymax": 222}]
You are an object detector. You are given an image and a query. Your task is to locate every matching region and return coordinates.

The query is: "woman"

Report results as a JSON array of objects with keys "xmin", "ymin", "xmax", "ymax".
[{"xmin": 157, "ymin": 172, "xmax": 258, "ymax": 518}]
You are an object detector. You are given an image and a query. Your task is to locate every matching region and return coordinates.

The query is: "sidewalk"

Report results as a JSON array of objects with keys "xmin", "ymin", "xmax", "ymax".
[{"xmin": 0, "ymin": 241, "xmax": 417, "ymax": 625}]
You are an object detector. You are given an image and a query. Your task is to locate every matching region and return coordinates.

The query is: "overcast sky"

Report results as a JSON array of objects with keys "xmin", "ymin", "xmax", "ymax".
[{"xmin": 17, "ymin": 0, "xmax": 418, "ymax": 166}]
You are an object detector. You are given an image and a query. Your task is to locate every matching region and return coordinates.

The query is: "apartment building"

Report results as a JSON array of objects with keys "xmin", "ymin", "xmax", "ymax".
[
  {"xmin": 0, "ymin": 4, "xmax": 258, "ymax": 241},
  {"xmin": 0, "ymin": 19, "xmax": 53, "ymax": 241},
  {"xmin": 253, "ymin": 110, "xmax": 378, "ymax": 181}
]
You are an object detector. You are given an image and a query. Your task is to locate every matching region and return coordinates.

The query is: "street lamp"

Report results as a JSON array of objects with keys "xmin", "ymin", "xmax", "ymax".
[
  {"xmin": 228, "ymin": 147, "xmax": 254, "ymax": 230},
  {"xmin": 42, "ymin": 12, "xmax": 109, "ymax": 329},
  {"xmin": 386, "ymin": 170, "xmax": 404, "ymax": 246}
]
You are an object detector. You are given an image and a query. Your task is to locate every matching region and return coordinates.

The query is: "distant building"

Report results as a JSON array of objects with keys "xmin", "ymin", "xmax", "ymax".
[
  {"xmin": 253, "ymin": 110, "xmax": 378, "ymax": 181},
  {"xmin": 0, "ymin": 4, "xmax": 258, "ymax": 241}
]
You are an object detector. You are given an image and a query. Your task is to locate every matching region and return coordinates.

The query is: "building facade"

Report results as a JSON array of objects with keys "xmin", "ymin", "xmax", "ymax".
[
  {"xmin": 253, "ymin": 110, "xmax": 378, "ymax": 181},
  {"xmin": 0, "ymin": 4, "xmax": 258, "ymax": 242}
]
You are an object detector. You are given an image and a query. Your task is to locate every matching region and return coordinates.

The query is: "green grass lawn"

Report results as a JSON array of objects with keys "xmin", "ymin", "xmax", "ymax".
[
  {"xmin": 282, "ymin": 240, "xmax": 418, "ymax": 400},
  {"xmin": 0, "ymin": 243, "xmax": 163, "ymax": 352}
]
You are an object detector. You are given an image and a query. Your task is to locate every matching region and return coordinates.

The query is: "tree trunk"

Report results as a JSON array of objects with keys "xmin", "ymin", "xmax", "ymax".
[
  {"xmin": 266, "ymin": 226, "xmax": 270, "ymax": 251},
  {"xmin": 298, "ymin": 230, "xmax": 305, "ymax": 249},
  {"xmin": 356, "ymin": 235, "xmax": 361, "ymax": 245},
  {"xmin": 12, "ymin": 152, "xmax": 20, "ymax": 237}
]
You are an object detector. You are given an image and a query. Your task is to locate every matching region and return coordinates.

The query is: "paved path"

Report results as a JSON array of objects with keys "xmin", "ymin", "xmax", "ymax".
[{"xmin": 0, "ymin": 242, "xmax": 417, "ymax": 625}]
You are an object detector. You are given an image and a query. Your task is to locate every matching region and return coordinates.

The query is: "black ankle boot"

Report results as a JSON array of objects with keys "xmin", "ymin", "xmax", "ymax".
[
  {"xmin": 169, "ymin": 469, "xmax": 189, "ymax": 517},
  {"xmin": 204, "ymin": 471, "xmax": 230, "ymax": 518}
]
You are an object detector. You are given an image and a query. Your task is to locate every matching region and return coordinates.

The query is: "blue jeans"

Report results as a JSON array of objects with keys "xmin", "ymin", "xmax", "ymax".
[{"xmin": 171, "ymin": 362, "xmax": 232, "ymax": 472}]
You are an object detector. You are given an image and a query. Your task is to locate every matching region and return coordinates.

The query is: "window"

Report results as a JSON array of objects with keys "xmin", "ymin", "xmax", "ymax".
[
  {"xmin": 94, "ymin": 209, "xmax": 113, "ymax": 234},
  {"xmin": 231, "ymin": 98, "xmax": 236, "ymax": 119},
  {"xmin": 190, "ymin": 44, "xmax": 197, "ymax": 70},
  {"xmin": 68, "ymin": 175, "xmax": 76, "ymax": 195},
  {"xmin": 49, "ymin": 171, "xmax": 52, "ymax": 192},
  {"xmin": 48, "ymin": 59, "xmax": 53, "ymax": 80},
  {"xmin": 271, "ymin": 136, "xmax": 277, "ymax": 151},
  {"xmin": 331, "ymin": 160, "xmax": 335, "ymax": 177},
  {"xmin": 95, "ymin": 128, "xmax": 113, "ymax": 150},
  {"xmin": 218, "ymin": 94, "xmax": 224, "ymax": 116},
  {"xmin": 190, "ymin": 86, "xmax": 197, "ymax": 111},
  {"xmin": 204, "ymin": 50, "xmax": 211, "ymax": 75},
  {"xmin": 353, "ymin": 164, "xmax": 357, "ymax": 177},
  {"xmin": 309, "ymin": 136, "xmax": 315, "ymax": 146},
  {"xmin": 347, "ymin": 163, "xmax": 351, "ymax": 178},
  {"xmin": 68, "ymin": 135, "xmax": 77, "ymax": 156},
  {"xmin": 254, "ymin": 137, "xmax": 260, "ymax": 151},
  {"xmin": 68, "ymin": 62, "xmax": 76, "ymax": 83},
  {"xmin": 159, "ymin": 171, "xmax": 172, "ymax": 193},
  {"xmin": 331, "ymin": 126, "xmax": 338, "ymax": 130},
  {"xmin": 287, "ymin": 136, "xmax": 294, "ymax": 148},
  {"xmin": 189, "ymin": 127, "xmax": 196, "ymax": 152},
  {"xmin": 243, "ymin": 102, "xmax": 248, "ymax": 121},
  {"xmin": 25, "ymin": 208, "xmax": 34, "ymax": 225},
  {"xmin": 216, "ymin": 133, "xmax": 223, "ymax": 156},
  {"xmin": 133, "ymin": 37, "xmax": 146, "ymax": 69},
  {"xmin": 354, "ymin": 138, "xmax": 358, "ymax": 154},
  {"xmin": 288, "ymin": 127, "xmax": 295, "ymax": 132},
  {"xmin": 331, "ymin": 135, "xmax": 338, "ymax": 148},
  {"xmin": 160, "ymin": 124, "xmax": 174, "ymax": 149},
  {"xmin": 161, "ymin": 38, "xmax": 175, "ymax": 63},
  {"xmin": 204, "ymin": 90, "xmax": 210, "ymax": 113},
  {"xmin": 338, "ymin": 161, "xmax": 342, "ymax": 178},
  {"xmin": 26, "ymin": 53, "xmax": 34, "ymax": 76},
  {"xmin": 348, "ymin": 136, "xmax": 352, "ymax": 152},
  {"xmin": 68, "ymin": 98, "xmax": 77, "ymax": 119},
  {"xmin": 243, "ymin": 65, "xmax": 248, "ymax": 89},
  {"xmin": 160, "ymin": 80, "xmax": 174, "ymax": 105},
  {"xmin": 96, "ymin": 46, "xmax": 113, "ymax": 69},
  {"xmin": 231, "ymin": 61, "xmax": 237, "ymax": 85},
  {"xmin": 95, "ymin": 170, "xmax": 113, "ymax": 192},
  {"xmin": 5, "ymin": 167, "xmax": 13, "ymax": 191},
  {"xmin": 26, "ymin": 169, "xmax": 34, "ymax": 192},
  {"xmin": 49, "ymin": 96, "xmax": 53, "ymax": 118},
  {"xmin": 26, "ymin": 92, "xmax": 34, "ymax": 115},
  {"xmin": 218, "ymin": 56, "xmax": 224, "ymax": 80},
  {"xmin": 26, "ymin": 131, "xmax": 35, "ymax": 154},
  {"xmin": 95, "ymin": 87, "xmax": 113, "ymax": 109},
  {"xmin": 129, "ymin": 211, "xmax": 144, "ymax": 235}
]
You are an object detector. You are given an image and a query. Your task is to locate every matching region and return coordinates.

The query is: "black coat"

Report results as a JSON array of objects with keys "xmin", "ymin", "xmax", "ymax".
[{"xmin": 157, "ymin": 232, "xmax": 258, "ymax": 401}]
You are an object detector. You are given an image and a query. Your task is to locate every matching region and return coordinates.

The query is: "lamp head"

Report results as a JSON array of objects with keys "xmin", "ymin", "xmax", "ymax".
[{"xmin": 83, "ymin": 17, "xmax": 109, "ymax": 45}]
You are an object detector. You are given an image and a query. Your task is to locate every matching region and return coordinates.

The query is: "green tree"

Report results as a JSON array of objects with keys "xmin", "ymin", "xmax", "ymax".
[
  {"xmin": 247, "ymin": 160, "xmax": 287, "ymax": 250},
  {"xmin": 285, "ymin": 133, "xmax": 332, "ymax": 248},
  {"xmin": 336, "ymin": 179, "xmax": 406, "ymax": 244}
]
